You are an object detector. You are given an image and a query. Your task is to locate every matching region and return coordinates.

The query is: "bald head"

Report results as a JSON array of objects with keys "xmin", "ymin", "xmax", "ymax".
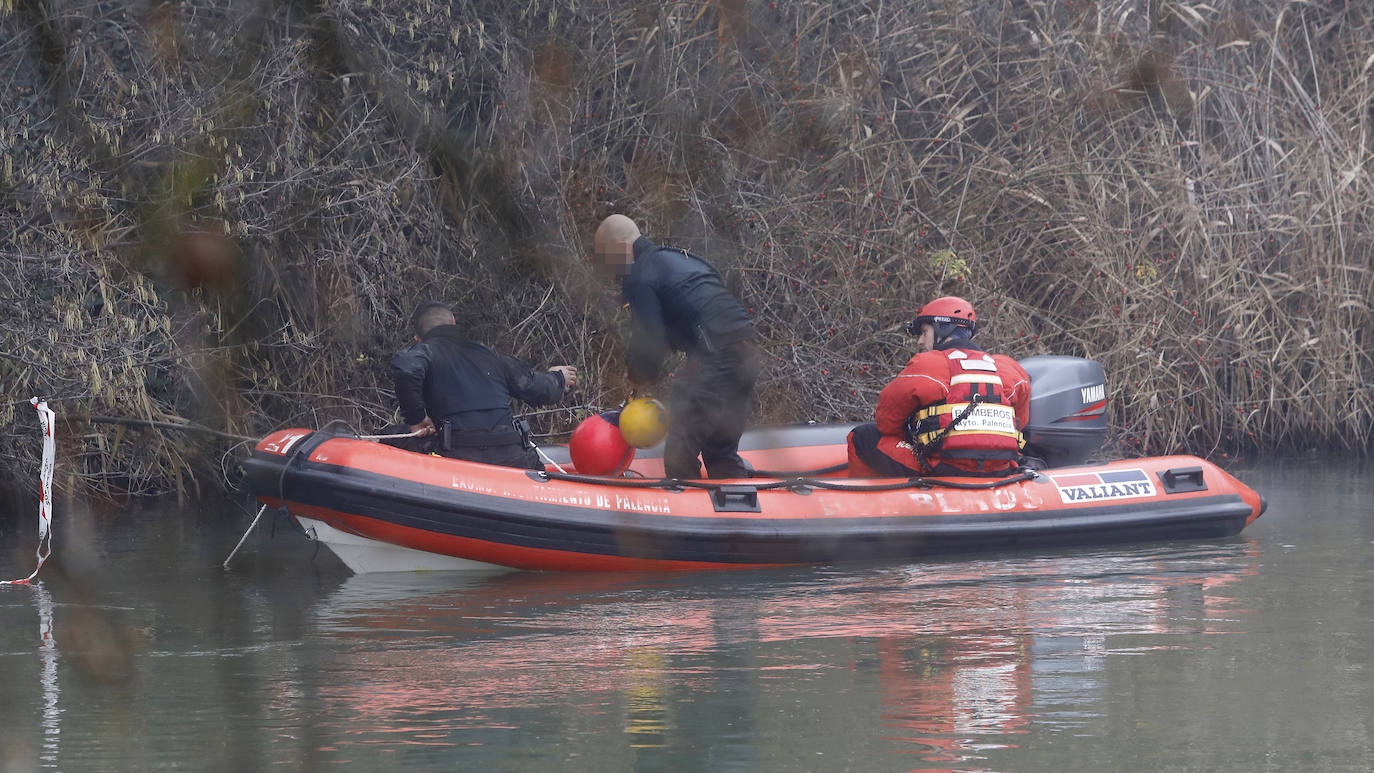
[
  {"xmin": 411, "ymin": 301, "xmax": 456, "ymax": 338},
  {"xmin": 593, "ymin": 214, "xmax": 640, "ymax": 275}
]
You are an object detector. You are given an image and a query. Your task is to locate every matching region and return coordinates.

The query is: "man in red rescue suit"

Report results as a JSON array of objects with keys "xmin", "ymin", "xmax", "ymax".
[{"xmin": 847, "ymin": 296, "xmax": 1031, "ymax": 478}]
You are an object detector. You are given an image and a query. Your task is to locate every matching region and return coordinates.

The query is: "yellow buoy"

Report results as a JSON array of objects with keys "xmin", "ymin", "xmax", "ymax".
[{"xmin": 618, "ymin": 397, "xmax": 669, "ymax": 448}]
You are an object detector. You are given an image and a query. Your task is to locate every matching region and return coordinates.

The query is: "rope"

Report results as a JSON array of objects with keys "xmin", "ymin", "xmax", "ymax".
[
  {"xmin": 273, "ymin": 423, "xmax": 1034, "ymax": 497},
  {"xmin": 88, "ymin": 415, "xmax": 255, "ymax": 442},
  {"xmin": 531, "ymin": 467, "xmax": 1035, "ymax": 494},
  {"xmin": 749, "ymin": 462, "xmax": 850, "ymax": 478},
  {"xmin": 357, "ymin": 430, "xmax": 424, "ymax": 440},
  {"xmin": 532, "ymin": 444, "xmax": 568, "ymax": 474},
  {"xmin": 222, "ymin": 503, "xmax": 268, "ymax": 570},
  {"xmin": 797, "ymin": 469, "xmax": 1036, "ymax": 491}
]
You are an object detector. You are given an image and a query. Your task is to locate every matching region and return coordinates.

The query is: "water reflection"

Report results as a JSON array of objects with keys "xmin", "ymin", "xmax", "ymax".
[
  {"xmin": 303, "ymin": 542, "xmax": 1260, "ymax": 770},
  {"xmin": 9, "ymin": 459, "xmax": 1374, "ymax": 771},
  {"xmin": 872, "ymin": 545, "xmax": 1257, "ymax": 771},
  {"xmin": 35, "ymin": 584, "xmax": 60, "ymax": 769},
  {"xmin": 1, "ymin": 583, "xmax": 63, "ymax": 772}
]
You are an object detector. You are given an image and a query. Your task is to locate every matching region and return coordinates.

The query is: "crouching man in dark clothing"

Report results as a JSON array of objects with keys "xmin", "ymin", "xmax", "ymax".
[
  {"xmin": 388, "ymin": 302, "xmax": 578, "ymax": 470},
  {"xmin": 592, "ymin": 214, "xmax": 760, "ymax": 479}
]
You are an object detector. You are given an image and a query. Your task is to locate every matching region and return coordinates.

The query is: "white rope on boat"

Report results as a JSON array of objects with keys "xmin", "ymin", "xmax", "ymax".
[
  {"xmin": 354, "ymin": 428, "xmax": 423, "ymax": 442},
  {"xmin": 222, "ymin": 503, "xmax": 268, "ymax": 570},
  {"xmin": 533, "ymin": 444, "xmax": 568, "ymax": 474}
]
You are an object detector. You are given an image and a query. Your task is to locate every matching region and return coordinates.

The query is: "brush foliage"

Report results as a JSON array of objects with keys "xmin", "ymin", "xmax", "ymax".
[{"xmin": 2, "ymin": 0, "xmax": 1371, "ymax": 497}]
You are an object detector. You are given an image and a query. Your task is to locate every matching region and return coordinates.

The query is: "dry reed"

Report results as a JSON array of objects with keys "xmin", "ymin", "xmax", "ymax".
[{"xmin": 1, "ymin": 0, "xmax": 1370, "ymax": 498}]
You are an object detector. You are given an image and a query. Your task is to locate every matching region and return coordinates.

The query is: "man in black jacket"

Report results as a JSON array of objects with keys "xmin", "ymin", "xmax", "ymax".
[
  {"xmin": 389, "ymin": 302, "xmax": 578, "ymax": 469},
  {"xmin": 593, "ymin": 214, "xmax": 759, "ymax": 479}
]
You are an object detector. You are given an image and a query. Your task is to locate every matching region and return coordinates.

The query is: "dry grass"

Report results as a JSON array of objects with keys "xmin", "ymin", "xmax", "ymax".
[{"xmin": 1, "ymin": 0, "xmax": 1371, "ymax": 497}]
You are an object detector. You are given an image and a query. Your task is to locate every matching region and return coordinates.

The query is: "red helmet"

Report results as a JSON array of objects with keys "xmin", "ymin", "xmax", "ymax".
[{"xmin": 906, "ymin": 296, "xmax": 977, "ymax": 339}]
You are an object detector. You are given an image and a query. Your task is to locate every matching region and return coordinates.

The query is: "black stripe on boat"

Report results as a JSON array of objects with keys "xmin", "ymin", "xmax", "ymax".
[{"xmin": 246, "ymin": 451, "xmax": 1255, "ymax": 565}]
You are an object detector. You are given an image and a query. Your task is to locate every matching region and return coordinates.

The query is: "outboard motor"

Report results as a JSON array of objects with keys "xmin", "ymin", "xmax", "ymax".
[{"xmin": 1018, "ymin": 355, "xmax": 1108, "ymax": 468}]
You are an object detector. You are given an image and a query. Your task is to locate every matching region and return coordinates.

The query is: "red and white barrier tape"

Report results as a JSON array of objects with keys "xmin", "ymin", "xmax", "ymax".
[{"xmin": 3, "ymin": 399, "xmax": 55, "ymax": 585}]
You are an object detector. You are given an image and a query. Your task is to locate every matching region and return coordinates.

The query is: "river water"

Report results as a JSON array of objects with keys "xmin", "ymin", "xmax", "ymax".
[{"xmin": 0, "ymin": 457, "xmax": 1370, "ymax": 772}]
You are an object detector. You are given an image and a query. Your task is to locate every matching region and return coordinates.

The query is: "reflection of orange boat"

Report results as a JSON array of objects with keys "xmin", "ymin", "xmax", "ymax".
[
  {"xmin": 244, "ymin": 424, "xmax": 1265, "ymax": 573},
  {"xmin": 244, "ymin": 358, "xmax": 1265, "ymax": 573},
  {"xmin": 303, "ymin": 545, "xmax": 1258, "ymax": 768}
]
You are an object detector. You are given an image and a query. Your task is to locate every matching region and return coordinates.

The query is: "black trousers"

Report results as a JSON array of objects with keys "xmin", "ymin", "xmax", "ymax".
[
  {"xmin": 849, "ymin": 422, "xmax": 1018, "ymax": 478},
  {"xmin": 664, "ymin": 339, "xmax": 761, "ymax": 479},
  {"xmin": 446, "ymin": 443, "xmax": 542, "ymax": 470},
  {"xmin": 380, "ymin": 424, "xmax": 542, "ymax": 470},
  {"xmin": 848, "ymin": 422, "xmax": 923, "ymax": 476}
]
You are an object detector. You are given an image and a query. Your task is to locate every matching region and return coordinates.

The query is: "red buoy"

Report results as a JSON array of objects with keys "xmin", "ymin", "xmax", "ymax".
[{"xmin": 569, "ymin": 412, "xmax": 635, "ymax": 475}]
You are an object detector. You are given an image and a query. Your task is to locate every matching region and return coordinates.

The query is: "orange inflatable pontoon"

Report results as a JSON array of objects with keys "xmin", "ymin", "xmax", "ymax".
[{"xmin": 244, "ymin": 420, "xmax": 1264, "ymax": 574}]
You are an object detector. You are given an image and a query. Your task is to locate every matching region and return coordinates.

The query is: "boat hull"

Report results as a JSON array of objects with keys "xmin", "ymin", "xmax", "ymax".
[{"xmin": 245, "ymin": 427, "xmax": 1265, "ymax": 573}]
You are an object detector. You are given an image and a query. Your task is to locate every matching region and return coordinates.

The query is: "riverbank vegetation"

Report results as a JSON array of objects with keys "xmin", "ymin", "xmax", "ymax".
[{"xmin": 2, "ymin": 0, "xmax": 1371, "ymax": 498}]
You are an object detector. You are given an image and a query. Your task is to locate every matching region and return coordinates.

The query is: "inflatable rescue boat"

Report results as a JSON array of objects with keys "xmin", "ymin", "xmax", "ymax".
[{"xmin": 243, "ymin": 357, "xmax": 1266, "ymax": 573}]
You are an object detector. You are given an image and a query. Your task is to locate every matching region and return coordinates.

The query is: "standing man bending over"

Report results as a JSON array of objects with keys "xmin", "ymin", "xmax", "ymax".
[
  {"xmin": 847, "ymin": 296, "xmax": 1030, "ymax": 478},
  {"xmin": 592, "ymin": 214, "xmax": 760, "ymax": 479},
  {"xmin": 390, "ymin": 301, "xmax": 578, "ymax": 470}
]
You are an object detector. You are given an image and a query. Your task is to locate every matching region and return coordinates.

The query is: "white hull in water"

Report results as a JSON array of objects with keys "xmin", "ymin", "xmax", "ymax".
[{"xmin": 294, "ymin": 516, "xmax": 513, "ymax": 574}]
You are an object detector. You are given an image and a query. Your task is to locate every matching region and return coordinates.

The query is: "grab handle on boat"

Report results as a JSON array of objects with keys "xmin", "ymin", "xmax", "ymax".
[
  {"xmin": 1158, "ymin": 466, "xmax": 1208, "ymax": 494},
  {"xmin": 710, "ymin": 485, "xmax": 761, "ymax": 513}
]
